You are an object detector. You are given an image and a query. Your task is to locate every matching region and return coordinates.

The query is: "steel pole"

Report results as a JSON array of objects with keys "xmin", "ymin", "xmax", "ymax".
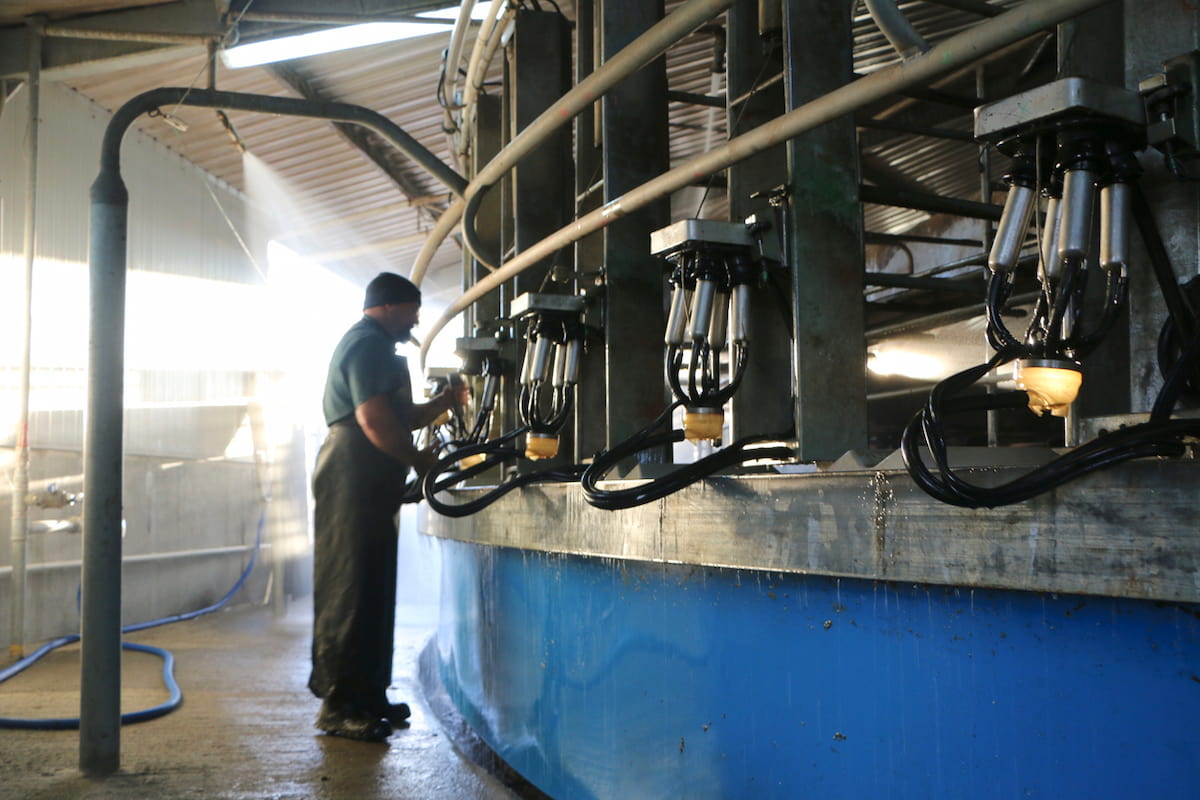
[
  {"xmin": 80, "ymin": 163, "xmax": 128, "ymax": 777},
  {"xmin": 419, "ymin": 0, "xmax": 1114, "ymax": 367},
  {"xmin": 9, "ymin": 25, "xmax": 40, "ymax": 662}
]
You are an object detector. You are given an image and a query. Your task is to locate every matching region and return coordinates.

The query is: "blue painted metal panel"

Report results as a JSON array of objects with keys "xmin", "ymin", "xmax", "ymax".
[{"xmin": 436, "ymin": 539, "xmax": 1200, "ymax": 800}]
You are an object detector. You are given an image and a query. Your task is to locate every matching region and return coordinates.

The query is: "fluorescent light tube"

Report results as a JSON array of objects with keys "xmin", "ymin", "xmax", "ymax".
[{"xmin": 221, "ymin": 21, "xmax": 450, "ymax": 69}]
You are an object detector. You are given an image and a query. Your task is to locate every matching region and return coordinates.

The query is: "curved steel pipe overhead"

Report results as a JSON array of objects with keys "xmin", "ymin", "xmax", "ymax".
[
  {"xmin": 99, "ymin": 88, "xmax": 467, "ymax": 196},
  {"xmin": 408, "ymin": 0, "xmax": 740, "ymax": 286},
  {"xmin": 865, "ymin": 0, "xmax": 931, "ymax": 58},
  {"xmin": 81, "ymin": 86, "xmax": 463, "ymax": 777}
]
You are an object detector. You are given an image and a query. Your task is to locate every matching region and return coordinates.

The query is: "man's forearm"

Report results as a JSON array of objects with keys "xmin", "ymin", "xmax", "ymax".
[
  {"xmin": 365, "ymin": 418, "xmax": 423, "ymax": 465},
  {"xmin": 407, "ymin": 395, "xmax": 453, "ymax": 430},
  {"xmin": 356, "ymin": 395, "xmax": 427, "ymax": 467}
]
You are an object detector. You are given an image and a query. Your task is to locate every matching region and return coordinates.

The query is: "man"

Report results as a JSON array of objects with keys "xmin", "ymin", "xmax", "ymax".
[{"xmin": 309, "ymin": 272, "xmax": 467, "ymax": 742}]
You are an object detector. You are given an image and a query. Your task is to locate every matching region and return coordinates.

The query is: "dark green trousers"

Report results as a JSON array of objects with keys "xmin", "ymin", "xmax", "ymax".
[{"xmin": 309, "ymin": 421, "xmax": 408, "ymax": 712}]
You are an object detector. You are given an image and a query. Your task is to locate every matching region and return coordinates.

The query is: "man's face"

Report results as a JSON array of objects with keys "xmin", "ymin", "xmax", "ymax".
[{"xmin": 384, "ymin": 301, "xmax": 421, "ymax": 342}]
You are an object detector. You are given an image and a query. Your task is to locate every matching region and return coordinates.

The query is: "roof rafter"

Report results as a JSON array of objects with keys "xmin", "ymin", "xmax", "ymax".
[{"xmin": 266, "ymin": 61, "xmax": 448, "ymax": 227}]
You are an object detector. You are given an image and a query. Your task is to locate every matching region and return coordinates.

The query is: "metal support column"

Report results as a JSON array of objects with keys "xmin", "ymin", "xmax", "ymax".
[
  {"xmin": 467, "ymin": 93, "xmax": 509, "ymax": 447},
  {"xmin": 726, "ymin": 0, "xmax": 794, "ymax": 441},
  {"xmin": 1058, "ymin": 2, "xmax": 1131, "ymax": 421},
  {"xmin": 507, "ymin": 9, "xmax": 573, "ymax": 295},
  {"xmin": 573, "ymin": 0, "xmax": 609, "ymax": 460},
  {"xmin": 506, "ymin": 9, "xmax": 573, "ymax": 460},
  {"xmin": 81, "ymin": 139, "xmax": 128, "ymax": 780},
  {"xmin": 1125, "ymin": 0, "xmax": 1199, "ymax": 415},
  {"xmin": 9, "ymin": 24, "xmax": 40, "ymax": 661},
  {"xmin": 783, "ymin": 0, "xmax": 866, "ymax": 460},
  {"xmin": 468, "ymin": 94, "xmax": 504, "ymax": 333},
  {"xmin": 599, "ymin": 0, "xmax": 670, "ymax": 453}
]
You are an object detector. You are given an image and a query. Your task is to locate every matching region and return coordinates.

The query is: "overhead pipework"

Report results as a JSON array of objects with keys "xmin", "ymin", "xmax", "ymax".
[
  {"xmin": 417, "ymin": 0, "xmax": 1117, "ymax": 368},
  {"xmin": 408, "ymin": 0, "xmax": 742, "ymax": 289},
  {"xmin": 865, "ymin": 0, "xmax": 930, "ymax": 59}
]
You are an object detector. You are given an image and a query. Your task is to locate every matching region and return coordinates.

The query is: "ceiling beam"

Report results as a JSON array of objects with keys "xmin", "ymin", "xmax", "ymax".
[
  {"xmin": 860, "ymin": 152, "xmax": 941, "ymax": 197},
  {"xmin": 0, "ymin": 0, "xmax": 223, "ymax": 79},
  {"xmin": 265, "ymin": 62, "xmax": 448, "ymax": 226},
  {"xmin": 0, "ymin": 33, "xmax": 193, "ymax": 80},
  {"xmin": 278, "ymin": 193, "xmax": 451, "ymax": 239},
  {"xmin": 0, "ymin": 0, "xmax": 437, "ymax": 80},
  {"xmin": 307, "ymin": 230, "xmax": 437, "ymax": 261}
]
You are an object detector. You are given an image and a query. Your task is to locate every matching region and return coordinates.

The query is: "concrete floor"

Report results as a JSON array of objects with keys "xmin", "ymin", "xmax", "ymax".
[{"xmin": 0, "ymin": 601, "xmax": 527, "ymax": 800}]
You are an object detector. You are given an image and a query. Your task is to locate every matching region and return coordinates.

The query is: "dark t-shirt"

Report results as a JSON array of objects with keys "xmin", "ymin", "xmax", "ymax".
[{"xmin": 322, "ymin": 316, "xmax": 413, "ymax": 426}]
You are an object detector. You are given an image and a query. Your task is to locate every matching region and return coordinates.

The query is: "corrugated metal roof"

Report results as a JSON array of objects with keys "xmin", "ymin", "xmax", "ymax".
[
  {"xmin": 64, "ymin": 27, "xmax": 475, "ymax": 301},
  {"xmin": 50, "ymin": 0, "xmax": 1033, "ymax": 302},
  {"xmin": 853, "ymin": 0, "xmax": 1025, "ymax": 237}
]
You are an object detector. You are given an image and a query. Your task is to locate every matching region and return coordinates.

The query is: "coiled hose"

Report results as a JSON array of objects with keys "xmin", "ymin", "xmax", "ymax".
[
  {"xmin": 901, "ymin": 349, "xmax": 1200, "ymax": 508},
  {"xmin": 581, "ymin": 400, "xmax": 794, "ymax": 511},
  {"xmin": 903, "ymin": 182, "xmax": 1200, "ymax": 508},
  {"xmin": 421, "ymin": 427, "xmax": 587, "ymax": 517},
  {"xmin": 0, "ymin": 512, "xmax": 264, "ymax": 729}
]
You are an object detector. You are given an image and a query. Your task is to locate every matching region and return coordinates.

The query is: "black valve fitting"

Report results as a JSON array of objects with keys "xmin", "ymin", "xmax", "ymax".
[
  {"xmin": 693, "ymin": 250, "xmax": 726, "ymax": 286},
  {"xmin": 728, "ymin": 253, "xmax": 757, "ymax": 287},
  {"xmin": 1002, "ymin": 145, "xmax": 1039, "ymax": 189},
  {"xmin": 1056, "ymin": 130, "xmax": 1105, "ymax": 173},
  {"xmin": 1101, "ymin": 138, "xmax": 1142, "ymax": 186}
]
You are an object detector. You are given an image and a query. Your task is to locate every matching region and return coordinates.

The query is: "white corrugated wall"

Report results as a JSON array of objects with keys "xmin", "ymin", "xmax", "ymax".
[{"xmin": 0, "ymin": 80, "xmax": 312, "ymax": 646}]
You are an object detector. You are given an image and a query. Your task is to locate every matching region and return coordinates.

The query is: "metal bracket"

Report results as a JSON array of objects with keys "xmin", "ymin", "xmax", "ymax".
[
  {"xmin": 509, "ymin": 292, "xmax": 587, "ymax": 319},
  {"xmin": 974, "ymin": 77, "xmax": 1146, "ymax": 150},
  {"xmin": 649, "ymin": 219, "xmax": 755, "ymax": 257},
  {"xmin": 1140, "ymin": 51, "xmax": 1200, "ymax": 159},
  {"xmin": 455, "ymin": 336, "xmax": 513, "ymax": 376},
  {"xmin": 25, "ymin": 485, "xmax": 77, "ymax": 509}
]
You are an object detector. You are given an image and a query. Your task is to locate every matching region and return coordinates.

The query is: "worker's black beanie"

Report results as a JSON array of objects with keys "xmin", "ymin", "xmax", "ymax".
[{"xmin": 363, "ymin": 272, "xmax": 421, "ymax": 310}]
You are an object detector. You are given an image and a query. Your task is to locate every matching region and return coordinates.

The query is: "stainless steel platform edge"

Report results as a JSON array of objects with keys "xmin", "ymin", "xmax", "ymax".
[{"xmin": 422, "ymin": 459, "xmax": 1200, "ymax": 604}]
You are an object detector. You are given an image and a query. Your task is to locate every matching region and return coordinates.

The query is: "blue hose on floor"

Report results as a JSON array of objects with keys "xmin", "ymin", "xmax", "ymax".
[{"xmin": 0, "ymin": 512, "xmax": 264, "ymax": 730}]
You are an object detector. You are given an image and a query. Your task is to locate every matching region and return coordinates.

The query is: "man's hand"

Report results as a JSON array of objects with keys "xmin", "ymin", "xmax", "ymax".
[
  {"xmin": 414, "ymin": 444, "xmax": 439, "ymax": 477},
  {"xmin": 430, "ymin": 379, "xmax": 470, "ymax": 414},
  {"xmin": 442, "ymin": 376, "xmax": 471, "ymax": 409},
  {"xmin": 408, "ymin": 377, "xmax": 472, "ymax": 431}
]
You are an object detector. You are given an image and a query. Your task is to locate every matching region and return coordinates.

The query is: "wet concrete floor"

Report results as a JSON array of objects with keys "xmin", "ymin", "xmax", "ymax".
[{"xmin": 0, "ymin": 602, "xmax": 524, "ymax": 800}]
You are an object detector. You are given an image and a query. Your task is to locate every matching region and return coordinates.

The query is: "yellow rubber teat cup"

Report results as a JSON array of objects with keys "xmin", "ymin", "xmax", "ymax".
[
  {"xmin": 459, "ymin": 453, "xmax": 486, "ymax": 469},
  {"xmin": 683, "ymin": 408, "xmax": 724, "ymax": 443},
  {"xmin": 525, "ymin": 434, "xmax": 560, "ymax": 460},
  {"xmin": 1014, "ymin": 359, "xmax": 1082, "ymax": 418}
]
